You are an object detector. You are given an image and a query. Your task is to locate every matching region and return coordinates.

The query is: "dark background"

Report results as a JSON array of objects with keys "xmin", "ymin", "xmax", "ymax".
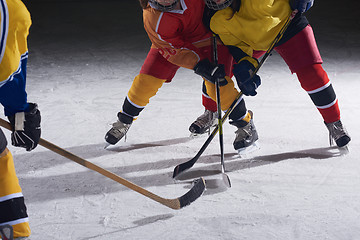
[{"xmin": 23, "ymin": 0, "xmax": 360, "ymax": 64}]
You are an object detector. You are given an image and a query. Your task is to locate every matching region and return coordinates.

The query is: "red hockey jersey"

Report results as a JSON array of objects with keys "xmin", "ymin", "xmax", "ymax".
[{"xmin": 143, "ymin": 0, "xmax": 213, "ymax": 70}]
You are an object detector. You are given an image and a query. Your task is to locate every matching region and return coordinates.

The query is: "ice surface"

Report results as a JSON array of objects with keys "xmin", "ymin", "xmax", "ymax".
[{"xmin": 2, "ymin": 1, "xmax": 359, "ymax": 239}]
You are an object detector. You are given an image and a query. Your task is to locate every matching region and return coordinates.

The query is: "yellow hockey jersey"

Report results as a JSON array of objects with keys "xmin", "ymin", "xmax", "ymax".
[
  {"xmin": 210, "ymin": 0, "xmax": 291, "ymax": 56},
  {"xmin": 0, "ymin": 0, "xmax": 31, "ymax": 84}
]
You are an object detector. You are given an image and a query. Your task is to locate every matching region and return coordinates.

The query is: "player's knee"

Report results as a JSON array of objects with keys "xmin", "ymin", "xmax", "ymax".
[{"xmin": 128, "ymin": 74, "xmax": 166, "ymax": 106}]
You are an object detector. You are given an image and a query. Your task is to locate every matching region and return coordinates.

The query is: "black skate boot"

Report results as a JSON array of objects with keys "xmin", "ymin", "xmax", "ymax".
[
  {"xmin": 325, "ymin": 120, "xmax": 351, "ymax": 147},
  {"xmin": 189, "ymin": 109, "xmax": 218, "ymax": 135},
  {"xmin": 0, "ymin": 224, "xmax": 13, "ymax": 240},
  {"xmin": 230, "ymin": 110, "xmax": 259, "ymax": 153},
  {"xmin": 105, "ymin": 112, "xmax": 132, "ymax": 145}
]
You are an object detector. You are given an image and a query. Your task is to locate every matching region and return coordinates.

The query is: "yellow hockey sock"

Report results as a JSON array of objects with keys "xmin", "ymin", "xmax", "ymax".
[{"xmin": 0, "ymin": 149, "xmax": 31, "ymax": 238}]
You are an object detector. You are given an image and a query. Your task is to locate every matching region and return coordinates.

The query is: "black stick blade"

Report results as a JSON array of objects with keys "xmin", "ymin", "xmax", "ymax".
[
  {"xmin": 172, "ymin": 157, "xmax": 197, "ymax": 178},
  {"xmin": 178, "ymin": 177, "xmax": 206, "ymax": 208},
  {"xmin": 173, "ymin": 125, "xmax": 219, "ymax": 178}
]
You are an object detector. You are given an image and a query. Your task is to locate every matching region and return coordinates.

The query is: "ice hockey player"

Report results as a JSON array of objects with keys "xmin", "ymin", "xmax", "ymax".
[
  {"xmin": 105, "ymin": 0, "xmax": 259, "ymax": 152},
  {"xmin": 0, "ymin": 0, "xmax": 41, "ymax": 238},
  {"xmin": 200, "ymin": 0, "xmax": 350, "ymax": 147}
]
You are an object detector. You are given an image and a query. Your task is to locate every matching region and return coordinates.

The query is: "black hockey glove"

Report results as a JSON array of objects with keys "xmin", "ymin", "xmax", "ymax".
[
  {"xmin": 233, "ymin": 56, "xmax": 261, "ymax": 96},
  {"xmin": 290, "ymin": 0, "xmax": 314, "ymax": 13},
  {"xmin": 8, "ymin": 103, "xmax": 41, "ymax": 151},
  {"xmin": 194, "ymin": 59, "xmax": 228, "ymax": 86}
]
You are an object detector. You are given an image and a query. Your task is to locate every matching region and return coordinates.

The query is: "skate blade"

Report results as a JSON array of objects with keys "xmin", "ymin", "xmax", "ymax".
[
  {"xmin": 338, "ymin": 145, "xmax": 350, "ymax": 154},
  {"xmin": 189, "ymin": 131, "xmax": 209, "ymax": 138},
  {"xmin": 189, "ymin": 132, "xmax": 202, "ymax": 138},
  {"xmin": 189, "ymin": 125, "xmax": 217, "ymax": 138},
  {"xmin": 237, "ymin": 142, "xmax": 260, "ymax": 156},
  {"xmin": 104, "ymin": 142, "xmax": 111, "ymax": 149}
]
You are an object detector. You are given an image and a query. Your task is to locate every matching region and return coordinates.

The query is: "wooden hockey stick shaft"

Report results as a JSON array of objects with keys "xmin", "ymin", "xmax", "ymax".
[{"xmin": 0, "ymin": 118, "xmax": 205, "ymax": 209}]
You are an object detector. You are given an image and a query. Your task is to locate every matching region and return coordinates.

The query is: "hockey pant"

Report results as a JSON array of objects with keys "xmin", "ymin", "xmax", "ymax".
[
  {"xmin": 268, "ymin": 25, "xmax": 340, "ymax": 124},
  {"xmin": 0, "ymin": 129, "xmax": 31, "ymax": 238}
]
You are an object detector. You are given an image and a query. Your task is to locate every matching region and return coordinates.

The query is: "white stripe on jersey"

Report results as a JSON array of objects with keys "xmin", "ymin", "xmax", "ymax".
[
  {"xmin": 0, "ymin": 52, "xmax": 28, "ymax": 88},
  {"xmin": 0, "ymin": 0, "xmax": 9, "ymax": 64}
]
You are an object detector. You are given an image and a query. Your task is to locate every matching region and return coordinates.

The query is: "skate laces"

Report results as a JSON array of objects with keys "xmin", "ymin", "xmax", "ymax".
[
  {"xmin": 234, "ymin": 121, "xmax": 252, "ymax": 140},
  {"xmin": 193, "ymin": 110, "xmax": 217, "ymax": 129},
  {"xmin": 109, "ymin": 121, "xmax": 131, "ymax": 139},
  {"xmin": 326, "ymin": 120, "xmax": 348, "ymax": 146}
]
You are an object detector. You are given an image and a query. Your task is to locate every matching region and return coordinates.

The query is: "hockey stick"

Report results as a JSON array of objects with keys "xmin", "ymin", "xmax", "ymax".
[
  {"xmin": 173, "ymin": 10, "xmax": 298, "ymax": 178},
  {"xmin": 213, "ymin": 36, "xmax": 231, "ymax": 187},
  {"xmin": 0, "ymin": 118, "xmax": 205, "ymax": 210}
]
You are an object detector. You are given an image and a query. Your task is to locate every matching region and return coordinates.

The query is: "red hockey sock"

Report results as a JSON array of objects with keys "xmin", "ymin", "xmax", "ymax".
[
  {"xmin": 296, "ymin": 64, "xmax": 340, "ymax": 123},
  {"xmin": 202, "ymin": 94, "xmax": 217, "ymax": 112}
]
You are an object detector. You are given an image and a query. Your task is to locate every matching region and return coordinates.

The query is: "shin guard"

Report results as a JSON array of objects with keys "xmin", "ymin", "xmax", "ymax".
[
  {"xmin": 201, "ymin": 81, "xmax": 217, "ymax": 112},
  {"xmin": 296, "ymin": 64, "xmax": 340, "ymax": 123},
  {"xmin": 0, "ymin": 149, "xmax": 31, "ymax": 238},
  {"xmin": 204, "ymin": 77, "xmax": 240, "ymax": 111},
  {"xmin": 122, "ymin": 74, "xmax": 166, "ymax": 119}
]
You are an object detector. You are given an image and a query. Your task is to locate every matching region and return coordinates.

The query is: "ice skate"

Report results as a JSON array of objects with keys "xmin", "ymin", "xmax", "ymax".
[
  {"xmin": 230, "ymin": 111, "xmax": 259, "ymax": 155},
  {"xmin": 105, "ymin": 120, "xmax": 132, "ymax": 145},
  {"xmin": 189, "ymin": 109, "xmax": 218, "ymax": 136},
  {"xmin": 0, "ymin": 224, "xmax": 13, "ymax": 240},
  {"xmin": 325, "ymin": 119, "xmax": 351, "ymax": 148}
]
